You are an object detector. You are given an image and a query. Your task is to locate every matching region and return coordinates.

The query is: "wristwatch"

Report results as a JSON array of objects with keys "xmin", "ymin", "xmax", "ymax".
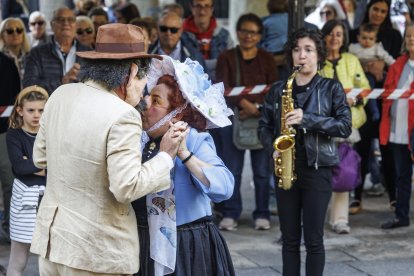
[{"xmin": 255, "ymin": 103, "xmax": 263, "ymax": 112}]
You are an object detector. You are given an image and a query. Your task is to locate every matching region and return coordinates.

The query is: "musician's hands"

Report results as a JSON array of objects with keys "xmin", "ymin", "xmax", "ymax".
[
  {"xmin": 272, "ymin": 150, "xmax": 280, "ymax": 160},
  {"xmin": 285, "ymin": 108, "xmax": 303, "ymax": 126},
  {"xmin": 238, "ymin": 98, "xmax": 260, "ymax": 120}
]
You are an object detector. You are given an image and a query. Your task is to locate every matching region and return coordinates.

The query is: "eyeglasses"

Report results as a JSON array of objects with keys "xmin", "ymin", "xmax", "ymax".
[
  {"xmin": 76, "ymin": 28, "xmax": 93, "ymax": 35},
  {"xmin": 192, "ymin": 4, "xmax": 213, "ymax": 10},
  {"xmin": 159, "ymin": 25, "xmax": 180, "ymax": 34},
  {"xmin": 320, "ymin": 10, "xmax": 333, "ymax": 17},
  {"xmin": 5, "ymin": 28, "xmax": 24, "ymax": 35},
  {"xmin": 238, "ymin": 29, "xmax": 260, "ymax": 37},
  {"xmin": 54, "ymin": 17, "xmax": 76, "ymax": 24},
  {"xmin": 30, "ymin": 21, "xmax": 45, "ymax": 26}
]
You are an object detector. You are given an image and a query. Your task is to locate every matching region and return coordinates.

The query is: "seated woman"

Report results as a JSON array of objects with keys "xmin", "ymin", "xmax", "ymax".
[{"xmin": 132, "ymin": 56, "xmax": 235, "ymax": 276}]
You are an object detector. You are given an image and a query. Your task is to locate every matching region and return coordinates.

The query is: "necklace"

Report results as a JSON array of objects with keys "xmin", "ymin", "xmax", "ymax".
[{"xmin": 21, "ymin": 128, "xmax": 37, "ymax": 138}]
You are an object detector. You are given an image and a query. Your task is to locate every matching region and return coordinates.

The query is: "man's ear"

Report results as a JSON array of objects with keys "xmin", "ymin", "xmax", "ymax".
[{"xmin": 127, "ymin": 63, "xmax": 139, "ymax": 87}]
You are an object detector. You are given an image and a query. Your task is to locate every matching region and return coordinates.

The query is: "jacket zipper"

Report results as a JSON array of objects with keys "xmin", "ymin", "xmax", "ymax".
[{"xmin": 314, "ymin": 88, "xmax": 320, "ymax": 170}]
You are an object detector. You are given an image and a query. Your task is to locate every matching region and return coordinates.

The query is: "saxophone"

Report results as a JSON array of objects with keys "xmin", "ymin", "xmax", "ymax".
[{"xmin": 273, "ymin": 65, "xmax": 302, "ymax": 190}]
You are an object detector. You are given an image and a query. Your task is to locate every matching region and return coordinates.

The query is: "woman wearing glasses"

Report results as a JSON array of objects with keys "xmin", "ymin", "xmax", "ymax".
[
  {"xmin": 215, "ymin": 13, "xmax": 277, "ymax": 231},
  {"xmin": 0, "ymin": 17, "xmax": 30, "ymax": 82},
  {"xmin": 76, "ymin": 16, "xmax": 95, "ymax": 49},
  {"xmin": 28, "ymin": 11, "xmax": 50, "ymax": 48},
  {"xmin": 258, "ymin": 28, "xmax": 351, "ymax": 276}
]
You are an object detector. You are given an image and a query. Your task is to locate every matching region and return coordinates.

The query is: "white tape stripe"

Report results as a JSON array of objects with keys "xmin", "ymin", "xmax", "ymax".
[
  {"xmin": 0, "ymin": 106, "xmax": 13, "ymax": 118},
  {"xmin": 346, "ymin": 88, "xmax": 363, "ymax": 98},
  {"xmin": 227, "ymin": 87, "xmax": 245, "ymax": 96},
  {"xmin": 250, "ymin": 84, "xmax": 268, "ymax": 94},
  {"xmin": 387, "ymin": 89, "xmax": 406, "ymax": 99},
  {"xmin": 366, "ymin": 88, "xmax": 384, "ymax": 99}
]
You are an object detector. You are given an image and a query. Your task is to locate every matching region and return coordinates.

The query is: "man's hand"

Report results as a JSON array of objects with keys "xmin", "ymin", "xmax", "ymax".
[
  {"xmin": 160, "ymin": 121, "xmax": 189, "ymax": 159},
  {"xmin": 125, "ymin": 76, "xmax": 147, "ymax": 107},
  {"xmin": 285, "ymin": 108, "xmax": 303, "ymax": 127},
  {"xmin": 62, "ymin": 63, "xmax": 80, "ymax": 84},
  {"xmin": 238, "ymin": 98, "xmax": 260, "ymax": 120},
  {"xmin": 124, "ymin": 63, "xmax": 147, "ymax": 107},
  {"xmin": 366, "ymin": 60, "xmax": 385, "ymax": 82}
]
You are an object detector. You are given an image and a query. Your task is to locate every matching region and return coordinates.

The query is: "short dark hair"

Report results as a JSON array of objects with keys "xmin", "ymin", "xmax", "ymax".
[
  {"xmin": 267, "ymin": 0, "xmax": 288, "ymax": 13},
  {"xmin": 116, "ymin": 3, "xmax": 141, "ymax": 23},
  {"xmin": 88, "ymin": 7, "xmax": 108, "ymax": 21},
  {"xmin": 359, "ymin": 23, "xmax": 379, "ymax": 34},
  {"xmin": 236, "ymin": 13, "xmax": 263, "ymax": 34},
  {"xmin": 284, "ymin": 28, "xmax": 326, "ymax": 69},
  {"xmin": 78, "ymin": 58, "xmax": 151, "ymax": 91},
  {"xmin": 321, "ymin": 19, "xmax": 349, "ymax": 53}
]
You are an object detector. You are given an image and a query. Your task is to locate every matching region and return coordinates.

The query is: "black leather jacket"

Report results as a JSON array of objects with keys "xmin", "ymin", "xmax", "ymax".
[{"xmin": 258, "ymin": 74, "xmax": 352, "ymax": 168}]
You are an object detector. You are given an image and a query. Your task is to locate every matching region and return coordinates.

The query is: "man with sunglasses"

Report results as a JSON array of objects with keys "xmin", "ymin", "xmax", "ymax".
[
  {"xmin": 183, "ymin": 0, "xmax": 234, "ymax": 82},
  {"xmin": 148, "ymin": 11, "xmax": 205, "ymax": 67},
  {"xmin": 23, "ymin": 7, "xmax": 91, "ymax": 94},
  {"xmin": 28, "ymin": 11, "xmax": 51, "ymax": 48}
]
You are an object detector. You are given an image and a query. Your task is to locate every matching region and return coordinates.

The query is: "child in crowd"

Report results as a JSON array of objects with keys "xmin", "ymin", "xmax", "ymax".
[
  {"xmin": 6, "ymin": 85, "xmax": 48, "ymax": 276},
  {"xmin": 349, "ymin": 23, "xmax": 395, "ymax": 71}
]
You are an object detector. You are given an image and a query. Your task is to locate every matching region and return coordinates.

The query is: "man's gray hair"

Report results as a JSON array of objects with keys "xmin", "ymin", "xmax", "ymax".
[{"xmin": 78, "ymin": 58, "xmax": 151, "ymax": 91}]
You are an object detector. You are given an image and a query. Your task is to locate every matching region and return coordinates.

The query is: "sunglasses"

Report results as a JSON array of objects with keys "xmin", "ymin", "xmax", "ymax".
[
  {"xmin": 159, "ymin": 25, "xmax": 179, "ymax": 34},
  {"xmin": 5, "ymin": 28, "xmax": 24, "ymax": 35},
  {"xmin": 76, "ymin": 28, "xmax": 93, "ymax": 35},
  {"xmin": 30, "ymin": 21, "xmax": 45, "ymax": 26}
]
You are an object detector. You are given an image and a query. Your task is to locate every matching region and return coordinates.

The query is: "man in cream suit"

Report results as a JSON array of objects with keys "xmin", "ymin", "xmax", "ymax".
[{"xmin": 31, "ymin": 24, "xmax": 188, "ymax": 275}]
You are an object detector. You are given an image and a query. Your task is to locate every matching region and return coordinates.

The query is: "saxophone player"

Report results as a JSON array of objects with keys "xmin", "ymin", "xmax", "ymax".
[{"xmin": 258, "ymin": 28, "xmax": 352, "ymax": 276}]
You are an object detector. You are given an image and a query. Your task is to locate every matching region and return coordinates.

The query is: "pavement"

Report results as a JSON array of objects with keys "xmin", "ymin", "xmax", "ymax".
[{"xmin": 1, "ymin": 152, "xmax": 414, "ymax": 276}]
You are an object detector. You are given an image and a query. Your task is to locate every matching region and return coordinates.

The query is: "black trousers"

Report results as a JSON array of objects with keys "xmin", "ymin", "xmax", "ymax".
[{"xmin": 276, "ymin": 166, "xmax": 332, "ymax": 276}]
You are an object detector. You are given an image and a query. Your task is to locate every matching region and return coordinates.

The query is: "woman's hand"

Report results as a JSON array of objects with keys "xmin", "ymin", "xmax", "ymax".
[
  {"xmin": 238, "ymin": 98, "xmax": 260, "ymax": 120},
  {"xmin": 177, "ymin": 132, "xmax": 190, "ymax": 160},
  {"xmin": 34, "ymin": 170, "xmax": 46, "ymax": 176},
  {"xmin": 285, "ymin": 108, "xmax": 303, "ymax": 127}
]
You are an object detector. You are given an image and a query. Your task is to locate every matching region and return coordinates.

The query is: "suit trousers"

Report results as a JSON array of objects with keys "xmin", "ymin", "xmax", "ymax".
[{"xmin": 39, "ymin": 257, "xmax": 132, "ymax": 276}]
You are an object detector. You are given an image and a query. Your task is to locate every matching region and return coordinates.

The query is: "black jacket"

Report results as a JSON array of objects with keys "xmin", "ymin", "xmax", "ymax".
[
  {"xmin": 23, "ymin": 37, "xmax": 91, "ymax": 94},
  {"xmin": 258, "ymin": 74, "xmax": 352, "ymax": 168}
]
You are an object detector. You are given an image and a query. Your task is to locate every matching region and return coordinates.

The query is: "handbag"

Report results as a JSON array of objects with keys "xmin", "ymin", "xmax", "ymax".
[
  {"xmin": 231, "ymin": 48, "xmax": 263, "ymax": 150},
  {"xmin": 232, "ymin": 107, "xmax": 263, "ymax": 150},
  {"xmin": 332, "ymin": 142, "xmax": 361, "ymax": 192}
]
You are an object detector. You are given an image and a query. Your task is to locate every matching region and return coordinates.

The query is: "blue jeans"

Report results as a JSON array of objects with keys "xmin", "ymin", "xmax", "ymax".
[
  {"xmin": 215, "ymin": 125, "xmax": 271, "ymax": 220},
  {"xmin": 389, "ymin": 143, "xmax": 413, "ymax": 222}
]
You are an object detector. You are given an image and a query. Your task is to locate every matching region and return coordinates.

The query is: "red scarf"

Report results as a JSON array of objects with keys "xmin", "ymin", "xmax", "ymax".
[{"xmin": 183, "ymin": 15, "xmax": 217, "ymax": 59}]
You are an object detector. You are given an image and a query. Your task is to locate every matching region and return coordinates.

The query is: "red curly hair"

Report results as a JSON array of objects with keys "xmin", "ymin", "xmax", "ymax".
[{"xmin": 156, "ymin": 75, "xmax": 207, "ymax": 131}]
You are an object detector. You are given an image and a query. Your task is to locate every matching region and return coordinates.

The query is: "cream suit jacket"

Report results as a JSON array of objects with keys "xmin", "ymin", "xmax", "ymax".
[{"xmin": 31, "ymin": 82, "xmax": 171, "ymax": 274}]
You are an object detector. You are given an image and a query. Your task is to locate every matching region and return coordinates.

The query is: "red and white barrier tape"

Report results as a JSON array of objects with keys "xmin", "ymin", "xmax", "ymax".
[
  {"xmin": 225, "ymin": 86, "xmax": 414, "ymax": 100},
  {"xmin": 0, "ymin": 106, "xmax": 13, "ymax": 118},
  {"xmin": 1, "ymin": 87, "xmax": 413, "ymax": 118}
]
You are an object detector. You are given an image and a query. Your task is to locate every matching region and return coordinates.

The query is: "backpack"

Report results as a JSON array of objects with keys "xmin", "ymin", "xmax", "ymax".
[{"xmin": 332, "ymin": 142, "xmax": 362, "ymax": 192}]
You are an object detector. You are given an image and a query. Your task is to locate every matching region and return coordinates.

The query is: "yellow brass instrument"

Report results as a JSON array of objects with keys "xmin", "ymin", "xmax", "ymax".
[{"xmin": 273, "ymin": 65, "xmax": 302, "ymax": 190}]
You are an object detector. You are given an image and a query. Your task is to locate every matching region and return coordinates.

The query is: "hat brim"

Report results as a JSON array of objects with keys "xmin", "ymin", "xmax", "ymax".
[{"xmin": 76, "ymin": 51, "xmax": 162, "ymax": 60}]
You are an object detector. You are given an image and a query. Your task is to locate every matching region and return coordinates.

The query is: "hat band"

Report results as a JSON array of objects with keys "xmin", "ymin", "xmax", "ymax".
[{"xmin": 95, "ymin": 42, "xmax": 145, "ymax": 53}]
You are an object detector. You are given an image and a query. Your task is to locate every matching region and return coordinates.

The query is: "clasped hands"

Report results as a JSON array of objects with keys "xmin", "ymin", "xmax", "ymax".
[{"xmin": 160, "ymin": 121, "xmax": 190, "ymax": 159}]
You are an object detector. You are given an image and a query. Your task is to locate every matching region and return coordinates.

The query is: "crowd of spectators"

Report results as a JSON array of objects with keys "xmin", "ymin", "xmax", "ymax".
[{"xmin": 0, "ymin": 0, "xmax": 414, "ymax": 270}]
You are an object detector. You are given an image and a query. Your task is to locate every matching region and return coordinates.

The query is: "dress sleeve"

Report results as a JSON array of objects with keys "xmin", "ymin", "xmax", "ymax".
[{"xmin": 187, "ymin": 134, "xmax": 234, "ymax": 203}]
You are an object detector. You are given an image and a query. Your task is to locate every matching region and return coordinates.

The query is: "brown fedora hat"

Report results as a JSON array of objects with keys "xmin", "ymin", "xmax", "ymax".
[{"xmin": 76, "ymin": 23, "xmax": 161, "ymax": 60}]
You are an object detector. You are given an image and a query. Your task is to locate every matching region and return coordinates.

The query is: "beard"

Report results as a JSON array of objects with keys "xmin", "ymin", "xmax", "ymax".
[{"xmin": 135, "ymin": 98, "xmax": 148, "ymax": 113}]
